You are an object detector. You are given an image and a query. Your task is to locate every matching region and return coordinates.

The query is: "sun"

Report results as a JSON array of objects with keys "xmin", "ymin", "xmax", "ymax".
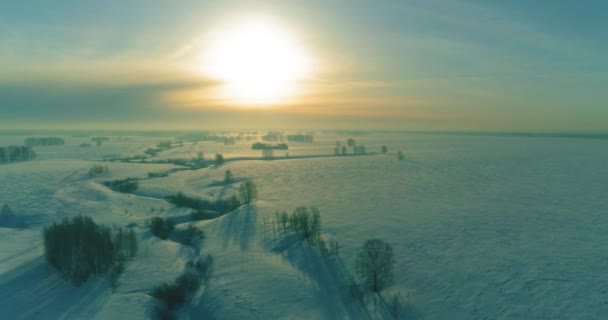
[{"xmin": 199, "ymin": 18, "xmax": 311, "ymax": 105}]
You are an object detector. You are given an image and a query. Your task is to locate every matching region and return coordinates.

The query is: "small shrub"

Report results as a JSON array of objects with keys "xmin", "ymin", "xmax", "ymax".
[
  {"xmin": 238, "ymin": 181, "xmax": 258, "ymax": 205},
  {"xmin": 214, "ymin": 153, "xmax": 224, "ymax": 166},
  {"xmin": 150, "ymin": 217, "xmax": 174, "ymax": 240},
  {"xmin": 390, "ymin": 291, "xmax": 404, "ymax": 319},
  {"xmin": 381, "ymin": 145, "xmax": 388, "ymax": 154},
  {"xmin": 186, "ymin": 255, "xmax": 214, "ymax": 284},
  {"xmin": 397, "ymin": 151, "xmax": 405, "ymax": 161},
  {"xmin": 224, "ymin": 170, "xmax": 233, "ymax": 182},
  {"xmin": 348, "ymin": 275, "xmax": 364, "ymax": 302},
  {"xmin": 355, "ymin": 239, "xmax": 395, "ymax": 292},
  {"xmin": 152, "ymin": 283, "xmax": 187, "ymax": 310},
  {"xmin": 329, "ymin": 239, "xmax": 340, "ymax": 257},
  {"xmin": 1, "ymin": 204, "xmax": 14, "ymax": 220},
  {"xmin": 280, "ymin": 211, "xmax": 289, "ymax": 231}
]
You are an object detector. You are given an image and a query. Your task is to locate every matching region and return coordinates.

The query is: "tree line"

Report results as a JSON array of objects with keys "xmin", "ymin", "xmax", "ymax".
[
  {"xmin": 0, "ymin": 146, "xmax": 36, "ymax": 164},
  {"xmin": 24, "ymin": 137, "xmax": 65, "ymax": 146}
]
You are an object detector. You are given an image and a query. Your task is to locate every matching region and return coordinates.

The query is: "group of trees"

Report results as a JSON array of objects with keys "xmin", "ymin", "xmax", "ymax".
[
  {"xmin": 270, "ymin": 206, "xmax": 395, "ymax": 295},
  {"xmin": 24, "ymin": 137, "xmax": 65, "ymax": 146},
  {"xmin": 286, "ymin": 134, "xmax": 313, "ymax": 143},
  {"xmin": 167, "ymin": 191, "xmax": 241, "ymax": 214},
  {"xmin": 261, "ymin": 131, "xmax": 284, "ymax": 142},
  {"xmin": 149, "ymin": 217, "xmax": 175, "ymax": 240},
  {"xmin": 0, "ymin": 146, "xmax": 36, "ymax": 164},
  {"xmin": 238, "ymin": 181, "xmax": 258, "ymax": 205},
  {"xmin": 43, "ymin": 215, "xmax": 137, "ymax": 285},
  {"xmin": 251, "ymin": 142, "xmax": 288, "ymax": 150},
  {"xmin": 103, "ymin": 178, "xmax": 138, "ymax": 193},
  {"xmin": 287, "ymin": 206, "xmax": 322, "ymax": 244},
  {"xmin": 334, "ymin": 139, "xmax": 367, "ymax": 155},
  {"xmin": 151, "ymin": 256, "xmax": 214, "ymax": 319}
]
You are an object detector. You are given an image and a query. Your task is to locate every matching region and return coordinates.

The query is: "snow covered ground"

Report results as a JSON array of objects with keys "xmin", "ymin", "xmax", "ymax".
[{"xmin": 1, "ymin": 132, "xmax": 607, "ymax": 319}]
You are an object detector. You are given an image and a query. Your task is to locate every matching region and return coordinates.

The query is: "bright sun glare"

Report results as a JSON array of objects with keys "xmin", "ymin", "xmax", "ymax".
[{"xmin": 200, "ymin": 18, "xmax": 311, "ymax": 105}]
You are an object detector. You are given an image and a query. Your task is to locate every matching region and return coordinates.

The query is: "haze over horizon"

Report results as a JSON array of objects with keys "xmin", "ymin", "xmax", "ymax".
[{"xmin": 1, "ymin": 0, "xmax": 607, "ymax": 131}]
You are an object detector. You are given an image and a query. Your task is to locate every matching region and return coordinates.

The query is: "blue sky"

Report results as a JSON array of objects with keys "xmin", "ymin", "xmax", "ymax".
[{"xmin": 1, "ymin": 0, "xmax": 606, "ymax": 131}]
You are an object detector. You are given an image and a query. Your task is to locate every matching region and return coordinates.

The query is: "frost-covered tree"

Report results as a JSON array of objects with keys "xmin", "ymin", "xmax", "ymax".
[{"xmin": 355, "ymin": 239, "xmax": 395, "ymax": 292}]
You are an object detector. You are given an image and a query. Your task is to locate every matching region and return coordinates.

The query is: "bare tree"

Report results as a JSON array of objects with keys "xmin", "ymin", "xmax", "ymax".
[
  {"xmin": 239, "ymin": 181, "xmax": 258, "ymax": 205},
  {"xmin": 355, "ymin": 239, "xmax": 395, "ymax": 292}
]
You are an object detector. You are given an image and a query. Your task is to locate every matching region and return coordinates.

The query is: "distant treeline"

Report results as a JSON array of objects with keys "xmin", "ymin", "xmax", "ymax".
[
  {"xmin": 0, "ymin": 146, "xmax": 36, "ymax": 164},
  {"xmin": 261, "ymin": 131, "xmax": 284, "ymax": 142},
  {"xmin": 287, "ymin": 134, "xmax": 314, "ymax": 143},
  {"xmin": 24, "ymin": 137, "xmax": 65, "ymax": 146},
  {"xmin": 251, "ymin": 142, "xmax": 288, "ymax": 150}
]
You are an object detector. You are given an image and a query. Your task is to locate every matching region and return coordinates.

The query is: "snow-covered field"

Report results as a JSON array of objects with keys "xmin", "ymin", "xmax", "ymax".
[{"xmin": 1, "ymin": 131, "xmax": 607, "ymax": 319}]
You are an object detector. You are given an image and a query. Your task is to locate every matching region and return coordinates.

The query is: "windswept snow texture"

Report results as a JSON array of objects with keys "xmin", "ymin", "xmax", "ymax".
[{"xmin": 1, "ymin": 132, "xmax": 607, "ymax": 319}]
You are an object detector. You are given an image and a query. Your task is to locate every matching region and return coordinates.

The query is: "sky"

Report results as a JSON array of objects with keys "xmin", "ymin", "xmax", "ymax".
[{"xmin": 0, "ymin": 0, "xmax": 607, "ymax": 131}]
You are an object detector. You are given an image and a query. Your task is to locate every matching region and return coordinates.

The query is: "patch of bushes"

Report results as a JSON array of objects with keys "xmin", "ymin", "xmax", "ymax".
[
  {"xmin": 88, "ymin": 164, "xmax": 109, "ymax": 177},
  {"xmin": 174, "ymin": 225, "xmax": 205, "ymax": 246},
  {"xmin": 151, "ymin": 255, "xmax": 214, "ymax": 319},
  {"xmin": 168, "ymin": 192, "xmax": 241, "ymax": 214},
  {"xmin": 103, "ymin": 178, "xmax": 138, "ymax": 193},
  {"xmin": 42, "ymin": 215, "xmax": 137, "ymax": 285},
  {"xmin": 149, "ymin": 217, "xmax": 175, "ymax": 240},
  {"xmin": 148, "ymin": 171, "xmax": 169, "ymax": 178}
]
